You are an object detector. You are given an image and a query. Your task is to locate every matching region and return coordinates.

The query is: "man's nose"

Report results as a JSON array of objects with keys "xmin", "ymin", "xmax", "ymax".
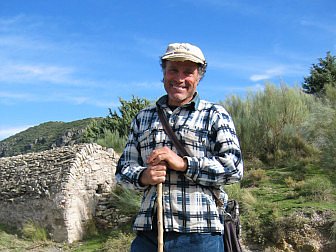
[{"xmin": 176, "ymin": 72, "xmax": 185, "ymax": 82}]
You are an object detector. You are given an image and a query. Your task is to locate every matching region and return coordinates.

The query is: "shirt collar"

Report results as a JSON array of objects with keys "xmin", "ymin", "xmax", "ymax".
[{"xmin": 156, "ymin": 92, "xmax": 200, "ymax": 111}]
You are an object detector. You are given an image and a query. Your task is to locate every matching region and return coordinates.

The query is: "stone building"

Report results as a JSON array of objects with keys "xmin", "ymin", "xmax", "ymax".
[{"xmin": 0, "ymin": 143, "xmax": 119, "ymax": 243}]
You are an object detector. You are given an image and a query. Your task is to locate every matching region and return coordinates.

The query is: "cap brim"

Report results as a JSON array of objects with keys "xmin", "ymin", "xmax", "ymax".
[{"xmin": 162, "ymin": 54, "xmax": 205, "ymax": 64}]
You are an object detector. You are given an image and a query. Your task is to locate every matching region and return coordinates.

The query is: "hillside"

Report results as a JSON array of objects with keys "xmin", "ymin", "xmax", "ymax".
[{"xmin": 0, "ymin": 118, "xmax": 103, "ymax": 157}]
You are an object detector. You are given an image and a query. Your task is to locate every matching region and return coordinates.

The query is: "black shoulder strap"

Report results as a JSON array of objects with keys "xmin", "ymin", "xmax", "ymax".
[{"xmin": 157, "ymin": 106, "xmax": 189, "ymax": 157}]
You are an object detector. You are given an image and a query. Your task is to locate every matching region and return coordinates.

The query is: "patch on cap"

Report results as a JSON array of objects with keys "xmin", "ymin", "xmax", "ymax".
[{"xmin": 161, "ymin": 43, "xmax": 206, "ymax": 65}]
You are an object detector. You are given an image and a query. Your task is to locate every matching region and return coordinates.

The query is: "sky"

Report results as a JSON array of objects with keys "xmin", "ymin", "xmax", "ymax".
[{"xmin": 0, "ymin": 0, "xmax": 335, "ymax": 140}]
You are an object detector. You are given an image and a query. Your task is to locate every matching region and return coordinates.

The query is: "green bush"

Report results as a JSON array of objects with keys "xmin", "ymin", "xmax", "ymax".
[
  {"xmin": 300, "ymin": 95, "xmax": 336, "ymax": 180},
  {"xmin": 102, "ymin": 230, "xmax": 135, "ymax": 252},
  {"xmin": 96, "ymin": 129, "xmax": 127, "ymax": 153},
  {"xmin": 241, "ymin": 168, "xmax": 269, "ymax": 188},
  {"xmin": 84, "ymin": 96, "xmax": 151, "ymax": 153},
  {"xmin": 298, "ymin": 176, "xmax": 334, "ymax": 202},
  {"xmin": 224, "ymin": 83, "xmax": 316, "ymax": 164},
  {"xmin": 284, "ymin": 176, "xmax": 305, "ymax": 191},
  {"xmin": 102, "ymin": 96, "xmax": 151, "ymax": 138}
]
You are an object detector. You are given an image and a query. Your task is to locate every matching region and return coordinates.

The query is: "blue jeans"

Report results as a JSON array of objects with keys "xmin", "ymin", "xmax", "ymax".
[{"xmin": 131, "ymin": 230, "xmax": 224, "ymax": 252}]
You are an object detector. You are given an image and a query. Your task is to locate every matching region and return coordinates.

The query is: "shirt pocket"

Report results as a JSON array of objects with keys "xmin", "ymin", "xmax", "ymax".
[
  {"xmin": 137, "ymin": 125, "xmax": 165, "ymax": 158},
  {"xmin": 178, "ymin": 127, "xmax": 208, "ymax": 157}
]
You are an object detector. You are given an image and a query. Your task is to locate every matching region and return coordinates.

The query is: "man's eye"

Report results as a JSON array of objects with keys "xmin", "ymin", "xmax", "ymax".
[{"xmin": 168, "ymin": 69, "xmax": 178, "ymax": 74}]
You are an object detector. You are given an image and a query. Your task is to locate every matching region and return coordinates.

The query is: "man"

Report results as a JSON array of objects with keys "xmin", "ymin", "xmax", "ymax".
[{"xmin": 116, "ymin": 42, "xmax": 243, "ymax": 252}]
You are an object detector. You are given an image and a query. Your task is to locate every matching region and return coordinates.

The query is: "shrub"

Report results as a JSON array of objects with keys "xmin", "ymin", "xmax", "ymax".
[
  {"xmin": 284, "ymin": 176, "xmax": 305, "ymax": 191},
  {"xmin": 241, "ymin": 168, "xmax": 269, "ymax": 188},
  {"xmin": 84, "ymin": 96, "xmax": 150, "ymax": 153},
  {"xmin": 96, "ymin": 129, "xmax": 127, "ymax": 153},
  {"xmin": 298, "ymin": 176, "xmax": 334, "ymax": 202},
  {"xmin": 301, "ymin": 99, "xmax": 336, "ymax": 177},
  {"xmin": 102, "ymin": 230, "xmax": 135, "ymax": 252},
  {"xmin": 224, "ymin": 83, "xmax": 316, "ymax": 165},
  {"xmin": 240, "ymin": 195, "xmax": 281, "ymax": 245}
]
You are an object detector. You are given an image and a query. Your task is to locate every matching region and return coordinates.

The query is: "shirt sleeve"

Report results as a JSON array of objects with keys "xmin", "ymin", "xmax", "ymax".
[
  {"xmin": 115, "ymin": 117, "xmax": 149, "ymax": 191},
  {"xmin": 184, "ymin": 105, "xmax": 243, "ymax": 186}
]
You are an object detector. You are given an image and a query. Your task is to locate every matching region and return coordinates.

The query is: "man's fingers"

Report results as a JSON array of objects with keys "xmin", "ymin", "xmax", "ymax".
[
  {"xmin": 140, "ymin": 164, "xmax": 167, "ymax": 186},
  {"xmin": 147, "ymin": 147, "xmax": 173, "ymax": 164},
  {"xmin": 148, "ymin": 153, "xmax": 165, "ymax": 165},
  {"xmin": 147, "ymin": 149, "xmax": 161, "ymax": 164}
]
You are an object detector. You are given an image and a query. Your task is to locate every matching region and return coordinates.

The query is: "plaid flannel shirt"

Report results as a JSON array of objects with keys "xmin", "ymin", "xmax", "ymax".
[{"xmin": 116, "ymin": 93, "xmax": 243, "ymax": 233}]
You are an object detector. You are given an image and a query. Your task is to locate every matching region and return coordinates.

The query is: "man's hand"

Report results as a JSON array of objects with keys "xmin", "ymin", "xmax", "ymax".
[
  {"xmin": 147, "ymin": 146, "xmax": 188, "ymax": 172},
  {"xmin": 140, "ymin": 147, "xmax": 188, "ymax": 186},
  {"xmin": 139, "ymin": 161, "xmax": 167, "ymax": 186}
]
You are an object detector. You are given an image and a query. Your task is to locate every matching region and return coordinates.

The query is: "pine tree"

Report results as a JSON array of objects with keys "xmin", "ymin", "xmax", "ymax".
[{"xmin": 302, "ymin": 51, "xmax": 336, "ymax": 97}]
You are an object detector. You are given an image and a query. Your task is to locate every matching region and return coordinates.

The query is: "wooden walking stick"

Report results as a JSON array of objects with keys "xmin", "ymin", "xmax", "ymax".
[{"xmin": 157, "ymin": 182, "xmax": 164, "ymax": 252}]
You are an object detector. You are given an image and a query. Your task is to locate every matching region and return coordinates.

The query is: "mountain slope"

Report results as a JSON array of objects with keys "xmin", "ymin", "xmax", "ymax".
[{"xmin": 0, "ymin": 118, "xmax": 103, "ymax": 157}]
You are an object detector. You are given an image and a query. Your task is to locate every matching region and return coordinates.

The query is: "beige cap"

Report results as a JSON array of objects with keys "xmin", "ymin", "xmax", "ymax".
[{"xmin": 161, "ymin": 43, "xmax": 206, "ymax": 65}]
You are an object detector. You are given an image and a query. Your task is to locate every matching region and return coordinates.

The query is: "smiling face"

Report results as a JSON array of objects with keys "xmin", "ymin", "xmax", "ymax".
[{"xmin": 163, "ymin": 60, "xmax": 200, "ymax": 107}]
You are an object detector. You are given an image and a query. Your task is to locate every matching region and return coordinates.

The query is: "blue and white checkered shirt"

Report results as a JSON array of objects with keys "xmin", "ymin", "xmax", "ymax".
[{"xmin": 116, "ymin": 93, "xmax": 243, "ymax": 233}]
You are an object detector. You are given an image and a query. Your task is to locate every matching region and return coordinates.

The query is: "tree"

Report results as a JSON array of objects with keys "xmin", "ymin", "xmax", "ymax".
[
  {"xmin": 302, "ymin": 51, "xmax": 336, "ymax": 97},
  {"xmin": 102, "ymin": 96, "xmax": 151, "ymax": 138},
  {"xmin": 83, "ymin": 96, "xmax": 151, "ymax": 150}
]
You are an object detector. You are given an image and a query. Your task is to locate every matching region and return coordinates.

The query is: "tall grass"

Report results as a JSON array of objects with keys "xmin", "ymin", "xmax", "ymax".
[
  {"xmin": 110, "ymin": 185, "xmax": 142, "ymax": 217},
  {"xmin": 22, "ymin": 220, "xmax": 48, "ymax": 242}
]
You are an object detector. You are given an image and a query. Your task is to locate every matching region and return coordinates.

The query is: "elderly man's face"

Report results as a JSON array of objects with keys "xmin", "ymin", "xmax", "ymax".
[{"xmin": 163, "ymin": 60, "xmax": 200, "ymax": 107}]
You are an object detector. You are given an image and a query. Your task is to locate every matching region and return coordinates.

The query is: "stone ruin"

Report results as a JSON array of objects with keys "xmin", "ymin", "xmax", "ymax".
[{"xmin": 0, "ymin": 143, "xmax": 119, "ymax": 243}]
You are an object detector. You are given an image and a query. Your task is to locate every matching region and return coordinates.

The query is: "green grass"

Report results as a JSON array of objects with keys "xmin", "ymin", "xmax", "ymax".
[
  {"xmin": 0, "ymin": 224, "xmax": 135, "ymax": 252},
  {"xmin": 0, "ymin": 224, "xmax": 52, "ymax": 251}
]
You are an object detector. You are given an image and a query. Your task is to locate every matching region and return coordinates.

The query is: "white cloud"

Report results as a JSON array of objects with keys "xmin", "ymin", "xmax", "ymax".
[
  {"xmin": 250, "ymin": 67, "xmax": 285, "ymax": 82},
  {"xmin": 250, "ymin": 74, "xmax": 269, "ymax": 82},
  {"xmin": 0, "ymin": 125, "xmax": 33, "ymax": 141},
  {"xmin": 0, "ymin": 63, "xmax": 78, "ymax": 84}
]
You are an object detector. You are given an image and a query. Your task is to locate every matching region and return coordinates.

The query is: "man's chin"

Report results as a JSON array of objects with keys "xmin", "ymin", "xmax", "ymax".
[{"xmin": 168, "ymin": 95, "xmax": 191, "ymax": 106}]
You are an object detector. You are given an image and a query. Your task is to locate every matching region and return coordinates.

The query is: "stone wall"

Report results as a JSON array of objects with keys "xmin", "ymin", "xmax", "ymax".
[{"xmin": 0, "ymin": 143, "xmax": 119, "ymax": 243}]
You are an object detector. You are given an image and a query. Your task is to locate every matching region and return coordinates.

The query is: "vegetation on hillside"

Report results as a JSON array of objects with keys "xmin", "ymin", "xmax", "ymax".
[{"xmin": 0, "ymin": 118, "xmax": 103, "ymax": 157}]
